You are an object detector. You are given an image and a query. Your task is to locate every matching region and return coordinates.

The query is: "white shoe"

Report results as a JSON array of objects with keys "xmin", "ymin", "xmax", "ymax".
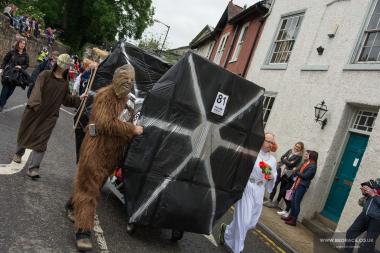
[{"xmin": 277, "ymin": 210, "xmax": 287, "ymax": 216}]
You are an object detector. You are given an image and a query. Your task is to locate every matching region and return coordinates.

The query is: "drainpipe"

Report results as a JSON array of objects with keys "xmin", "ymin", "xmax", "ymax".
[{"xmin": 243, "ymin": 0, "xmax": 276, "ymax": 77}]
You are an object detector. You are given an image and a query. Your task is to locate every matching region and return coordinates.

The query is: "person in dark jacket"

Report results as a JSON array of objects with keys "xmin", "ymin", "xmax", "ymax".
[
  {"xmin": 264, "ymin": 142, "xmax": 304, "ymax": 211},
  {"xmin": 27, "ymin": 51, "xmax": 59, "ymax": 98},
  {"xmin": 0, "ymin": 38, "xmax": 29, "ymax": 112},
  {"xmin": 282, "ymin": 150, "xmax": 318, "ymax": 226},
  {"xmin": 345, "ymin": 179, "xmax": 380, "ymax": 253}
]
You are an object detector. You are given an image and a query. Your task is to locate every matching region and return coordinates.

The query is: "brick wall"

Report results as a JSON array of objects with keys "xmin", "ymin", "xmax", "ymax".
[{"xmin": 0, "ymin": 15, "xmax": 69, "ymax": 68}]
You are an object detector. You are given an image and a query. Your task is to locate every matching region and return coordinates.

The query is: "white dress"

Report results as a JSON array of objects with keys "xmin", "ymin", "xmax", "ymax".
[{"xmin": 224, "ymin": 150, "xmax": 277, "ymax": 253}]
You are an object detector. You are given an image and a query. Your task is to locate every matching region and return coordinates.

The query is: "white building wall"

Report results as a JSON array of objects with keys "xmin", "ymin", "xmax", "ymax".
[{"xmin": 246, "ymin": 0, "xmax": 380, "ymax": 231}]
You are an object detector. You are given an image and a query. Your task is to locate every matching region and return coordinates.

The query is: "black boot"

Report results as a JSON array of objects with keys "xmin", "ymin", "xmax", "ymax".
[{"xmin": 75, "ymin": 229, "xmax": 92, "ymax": 251}]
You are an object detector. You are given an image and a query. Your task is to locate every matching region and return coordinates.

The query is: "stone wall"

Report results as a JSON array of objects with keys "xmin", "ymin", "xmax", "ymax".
[{"xmin": 0, "ymin": 15, "xmax": 69, "ymax": 68}]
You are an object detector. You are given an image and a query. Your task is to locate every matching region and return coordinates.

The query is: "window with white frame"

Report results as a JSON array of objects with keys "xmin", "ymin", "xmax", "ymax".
[
  {"xmin": 206, "ymin": 41, "xmax": 215, "ymax": 59},
  {"xmin": 231, "ymin": 23, "xmax": 250, "ymax": 61},
  {"xmin": 356, "ymin": 0, "xmax": 380, "ymax": 63},
  {"xmin": 263, "ymin": 95, "xmax": 276, "ymax": 127},
  {"xmin": 214, "ymin": 33, "xmax": 229, "ymax": 65},
  {"xmin": 268, "ymin": 13, "xmax": 304, "ymax": 64},
  {"xmin": 352, "ymin": 110, "xmax": 378, "ymax": 132}
]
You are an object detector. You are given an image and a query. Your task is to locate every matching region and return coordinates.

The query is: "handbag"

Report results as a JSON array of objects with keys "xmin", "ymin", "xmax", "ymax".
[{"xmin": 285, "ymin": 183, "xmax": 296, "ymax": 201}]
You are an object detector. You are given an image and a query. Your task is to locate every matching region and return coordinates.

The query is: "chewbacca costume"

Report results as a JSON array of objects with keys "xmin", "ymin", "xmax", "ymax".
[{"xmin": 72, "ymin": 65, "xmax": 141, "ymax": 250}]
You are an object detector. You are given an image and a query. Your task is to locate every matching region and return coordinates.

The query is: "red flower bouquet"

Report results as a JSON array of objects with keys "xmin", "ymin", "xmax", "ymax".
[{"xmin": 259, "ymin": 160, "xmax": 272, "ymax": 180}]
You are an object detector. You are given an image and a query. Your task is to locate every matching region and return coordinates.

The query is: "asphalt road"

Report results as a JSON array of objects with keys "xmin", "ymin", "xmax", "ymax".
[{"xmin": 0, "ymin": 87, "xmax": 286, "ymax": 253}]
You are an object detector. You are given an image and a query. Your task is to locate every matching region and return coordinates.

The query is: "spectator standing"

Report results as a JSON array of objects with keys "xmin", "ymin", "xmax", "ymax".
[
  {"xmin": 282, "ymin": 150, "xmax": 318, "ymax": 226},
  {"xmin": 45, "ymin": 27, "xmax": 55, "ymax": 47},
  {"xmin": 37, "ymin": 47, "xmax": 49, "ymax": 63},
  {"xmin": 3, "ymin": 4, "xmax": 16, "ymax": 26},
  {"xmin": 0, "ymin": 37, "xmax": 30, "ymax": 112},
  {"xmin": 264, "ymin": 142, "xmax": 304, "ymax": 214},
  {"xmin": 34, "ymin": 20, "xmax": 40, "ymax": 38},
  {"xmin": 344, "ymin": 178, "xmax": 380, "ymax": 253}
]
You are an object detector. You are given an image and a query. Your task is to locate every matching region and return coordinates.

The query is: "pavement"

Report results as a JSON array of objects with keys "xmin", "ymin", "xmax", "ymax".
[
  {"xmin": 258, "ymin": 206, "xmax": 340, "ymax": 253},
  {"xmin": 0, "ymin": 87, "xmax": 291, "ymax": 252}
]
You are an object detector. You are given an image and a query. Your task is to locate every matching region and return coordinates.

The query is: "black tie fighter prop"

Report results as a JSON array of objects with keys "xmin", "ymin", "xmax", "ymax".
[{"xmin": 122, "ymin": 52, "xmax": 265, "ymax": 235}]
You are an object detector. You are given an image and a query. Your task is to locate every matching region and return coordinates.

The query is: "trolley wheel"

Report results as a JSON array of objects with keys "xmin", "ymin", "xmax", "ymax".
[
  {"xmin": 126, "ymin": 223, "xmax": 136, "ymax": 235},
  {"xmin": 170, "ymin": 229, "xmax": 184, "ymax": 242}
]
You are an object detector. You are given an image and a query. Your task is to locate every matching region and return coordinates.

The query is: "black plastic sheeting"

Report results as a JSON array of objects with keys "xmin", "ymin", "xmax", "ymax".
[
  {"xmin": 74, "ymin": 40, "xmax": 171, "ymax": 159},
  {"xmin": 122, "ymin": 52, "xmax": 265, "ymax": 235}
]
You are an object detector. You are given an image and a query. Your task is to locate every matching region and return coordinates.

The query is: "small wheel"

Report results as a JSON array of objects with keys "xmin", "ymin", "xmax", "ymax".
[
  {"xmin": 126, "ymin": 223, "xmax": 136, "ymax": 235},
  {"xmin": 170, "ymin": 229, "xmax": 184, "ymax": 242}
]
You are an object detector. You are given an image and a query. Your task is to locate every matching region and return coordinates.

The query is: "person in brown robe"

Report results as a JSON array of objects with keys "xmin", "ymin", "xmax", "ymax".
[
  {"xmin": 71, "ymin": 64, "xmax": 143, "ymax": 251},
  {"xmin": 14, "ymin": 54, "xmax": 83, "ymax": 178}
]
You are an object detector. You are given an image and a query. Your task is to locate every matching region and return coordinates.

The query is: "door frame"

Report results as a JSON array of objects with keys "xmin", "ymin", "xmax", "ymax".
[{"xmin": 320, "ymin": 108, "xmax": 374, "ymax": 222}]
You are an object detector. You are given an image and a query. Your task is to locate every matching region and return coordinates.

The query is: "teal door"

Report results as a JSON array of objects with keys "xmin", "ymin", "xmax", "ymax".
[{"xmin": 321, "ymin": 132, "xmax": 369, "ymax": 222}]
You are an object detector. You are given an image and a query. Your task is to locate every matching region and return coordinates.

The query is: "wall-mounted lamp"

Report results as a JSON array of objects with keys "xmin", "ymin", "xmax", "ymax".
[
  {"xmin": 317, "ymin": 46, "xmax": 325, "ymax": 55},
  {"xmin": 314, "ymin": 100, "xmax": 328, "ymax": 129}
]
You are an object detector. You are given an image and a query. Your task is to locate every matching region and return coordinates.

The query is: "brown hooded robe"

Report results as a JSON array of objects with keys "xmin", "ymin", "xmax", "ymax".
[{"xmin": 17, "ymin": 70, "xmax": 80, "ymax": 152}]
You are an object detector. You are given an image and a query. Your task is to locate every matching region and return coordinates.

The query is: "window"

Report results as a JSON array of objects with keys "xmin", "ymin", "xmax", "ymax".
[
  {"xmin": 263, "ymin": 95, "xmax": 276, "ymax": 127},
  {"xmin": 352, "ymin": 110, "xmax": 378, "ymax": 132},
  {"xmin": 231, "ymin": 23, "xmax": 249, "ymax": 61},
  {"xmin": 214, "ymin": 33, "xmax": 229, "ymax": 65},
  {"xmin": 268, "ymin": 13, "xmax": 304, "ymax": 64},
  {"xmin": 356, "ymin": 0, "xmax": 380, "ymax": 62},
  {"xmin": 206, "ymin": 41, "xmax": 215, "ymax": 59}
]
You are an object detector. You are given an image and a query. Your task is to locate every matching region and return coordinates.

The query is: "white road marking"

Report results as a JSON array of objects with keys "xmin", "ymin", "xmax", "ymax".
[
  {"xmin": 2, "ymin": 103, "xmax": 26, "ymax": 113},
  {"xmin": 203, "ymin": 234, "xmax": 218, "ymax": 247},
  {"xmin": 93, "ymin": 214, "xmax": 109, "ymax": 253},
  {"xmin": 0, "ymin": 149, "xmax": 32, "ymax": 175},
  {"xmin": 60, "ymin": 107, "xmax": 75, "ymax": 116}
]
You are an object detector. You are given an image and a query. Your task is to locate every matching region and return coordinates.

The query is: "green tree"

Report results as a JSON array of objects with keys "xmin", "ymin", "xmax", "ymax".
[
  {"xmin": 10, "ymin": 0, "xmax": 155, "ymax": 51},
  {"xmin": 65, "ymin": 0, "xmax": 155, "ymax": 51}
]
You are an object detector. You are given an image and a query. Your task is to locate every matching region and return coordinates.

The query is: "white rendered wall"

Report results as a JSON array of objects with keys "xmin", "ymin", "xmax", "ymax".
[{"xmin": 245, "ymin": 0, "xmax": 380, "ymax": 230}]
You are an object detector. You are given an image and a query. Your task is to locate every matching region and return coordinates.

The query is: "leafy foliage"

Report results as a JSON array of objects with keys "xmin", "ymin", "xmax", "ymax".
[
  {"xmin": 6, "ymin": 0, "xmax": 155, "ymax": 51},
  {"xmin": 138, "ymin": 34, "xmax": 163, "ymax": 52}
]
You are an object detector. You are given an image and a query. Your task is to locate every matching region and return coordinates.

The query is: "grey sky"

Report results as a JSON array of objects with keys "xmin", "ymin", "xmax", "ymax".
[{"xmin": 141, "ymin": 0, "xmax": 261, "ymax": 49}]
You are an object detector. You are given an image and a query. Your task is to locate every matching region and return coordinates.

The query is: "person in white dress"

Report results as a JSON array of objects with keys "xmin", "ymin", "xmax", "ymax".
[{"xmin": 219, "ymin": 132, "xmax": 278, "ymax": 253}]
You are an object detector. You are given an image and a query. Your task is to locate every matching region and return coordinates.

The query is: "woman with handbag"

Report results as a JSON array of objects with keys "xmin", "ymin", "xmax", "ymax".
[
  {"xmin": 264, "ymin": 142, "xmax": 304, "ymax": 212},
  {"xmin": 0, "ymin": 37, "xmax": 29, "ymax": 112},
  {"xmin": 282, "ymin": 150, "xmax": 318, "ymax": 226}
]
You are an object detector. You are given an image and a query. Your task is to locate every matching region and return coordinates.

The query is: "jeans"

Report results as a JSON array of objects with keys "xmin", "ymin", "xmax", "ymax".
[
  {"xmin": 345, "ymin": 211, "xmax": 380, "ymax": 253},
  {"xmin": 269, "ymin": 167, "xmax": 282, "ymax": 200},
  {"xmin": 0, "ymin": 84, "xmax": 16, "ymax": 107},
  {"xmin": 269, "ymin": 168, "xmax": 293, "ymax": 211},
  {"xmin": 290, "ymin": 184, "xmax": 307, "ymax": 219}
]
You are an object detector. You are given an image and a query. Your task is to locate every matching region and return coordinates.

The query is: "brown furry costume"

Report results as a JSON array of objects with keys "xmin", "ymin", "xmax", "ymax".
[{"xmin": 73, "ymin": 65, "xmax": 139, "ymax": 231}]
